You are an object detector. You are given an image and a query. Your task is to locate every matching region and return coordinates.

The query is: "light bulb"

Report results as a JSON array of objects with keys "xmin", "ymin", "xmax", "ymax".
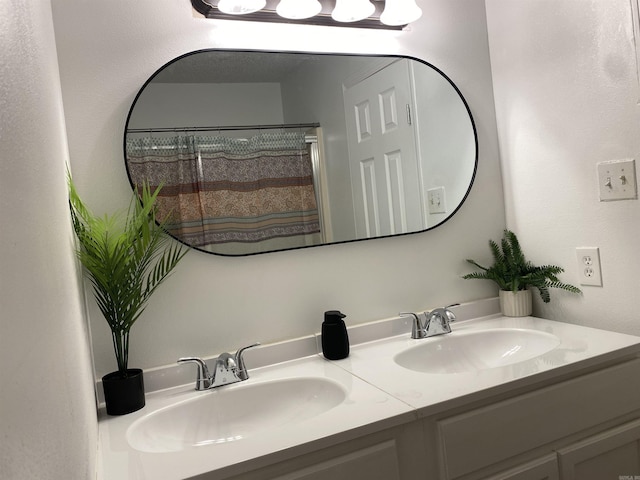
[
  {"xmin": 217, "ymin": 0, "xmax": 266, "ymax": 15},
  {"xmin": 331, "ymin": 0, "xmax": 375, "ymax": 22},
  {"xmin": 276, "ymin": 0, "xmax": 322, "ymax": 19},
  {"xmin": 380, "ymin": 0, "xmax": 422, "ymax": 26}
]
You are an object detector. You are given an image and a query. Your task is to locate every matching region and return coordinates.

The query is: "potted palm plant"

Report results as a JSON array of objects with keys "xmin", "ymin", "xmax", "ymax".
[
  {"xmin": 68, "ymin": 176, "xmax": 187, "ymax": 415},
  {"xmin": 463, "ymin": 230, "xmax": 581, "ymax": 316}
]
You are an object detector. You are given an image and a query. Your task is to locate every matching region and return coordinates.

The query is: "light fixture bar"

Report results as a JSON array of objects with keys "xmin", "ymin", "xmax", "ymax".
[{"xmin": 191, "ymin": 0, "xmax": 405, "ymax": 30}]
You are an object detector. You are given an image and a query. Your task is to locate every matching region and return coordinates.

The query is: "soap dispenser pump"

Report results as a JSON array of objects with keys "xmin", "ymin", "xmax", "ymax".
[{"xmin": 321, "ymin": 310, "xmax": 349, "ymax": 360}]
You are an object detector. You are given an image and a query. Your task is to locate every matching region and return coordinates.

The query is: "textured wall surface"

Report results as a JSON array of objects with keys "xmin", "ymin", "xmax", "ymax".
[
  {"xmin": 486, "ymin": 0, "xmax": 640, "ymax": 333},
  {"xmin": 0, "ymin": 0, "xmax": 97, "ymax": 478}
]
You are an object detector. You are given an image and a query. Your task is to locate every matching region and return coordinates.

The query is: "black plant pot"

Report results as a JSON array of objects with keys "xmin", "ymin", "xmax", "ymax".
[{"xmin": 102, "ymin": 368, "xmax": 145, "ymax": 415}]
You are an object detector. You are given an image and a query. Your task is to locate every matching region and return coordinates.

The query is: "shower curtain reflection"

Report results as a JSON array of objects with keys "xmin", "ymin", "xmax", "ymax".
[{"xmin": 126, "ymin": 131, "xmax": 322, "ymax": 255}]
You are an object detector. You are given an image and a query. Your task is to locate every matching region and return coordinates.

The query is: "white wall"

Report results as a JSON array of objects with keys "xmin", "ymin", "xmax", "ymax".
[
  {"xmin": 128, "ymin": 82, "xmax": 285, "ymax": 129},
  {"xmin": 486, "ymin": 0, "xmax": 640, "ymax": 334},
  {"xmin": 0, "ymin": 1, "xmax": 97, "ymax": 478},
  {"xmin": 51, "ymin": 0, "xmax": 504, "ymax": 379}
]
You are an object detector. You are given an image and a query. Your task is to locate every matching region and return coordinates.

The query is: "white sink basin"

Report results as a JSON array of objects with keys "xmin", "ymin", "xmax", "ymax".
[
  {"xmin": 393, "ymin": 328, "xmax": 561, "ymax": 374},
  {"xmin": 127, "ymin": 377, "xmax": 347, "ymax": 453}
]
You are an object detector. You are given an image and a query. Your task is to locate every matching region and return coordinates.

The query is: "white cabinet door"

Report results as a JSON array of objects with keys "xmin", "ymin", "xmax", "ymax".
[
  {"xmin": 437, "ymin": 360, "xmax": 640, "ymax": 479},
  {"xmin": 557, "ymin": 419, "xmax": 640, "ymax": 480}
]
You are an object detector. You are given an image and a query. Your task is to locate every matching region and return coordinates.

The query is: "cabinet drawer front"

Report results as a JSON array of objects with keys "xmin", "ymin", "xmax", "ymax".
[
  {"xmin": 486, "ymin": 454, "xmax": 558, "ymax": 480},
  {"xmin": 272, "ymin": 440, "xmax": 401, "ymax": 480},
  {"xmin": 438, "ymin": 359, "xmax": 640, "ymax": 479},
  {"xmin": 557, "ymin": 418, "xmax": 640, "ymax": 480}
]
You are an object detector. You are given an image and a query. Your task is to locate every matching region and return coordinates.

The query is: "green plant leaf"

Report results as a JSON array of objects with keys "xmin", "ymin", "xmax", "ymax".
[
  {"xmin": 461, "ymin": 229, "xmax": 582, "ymax": 304},
  {"xmin": 68, "ymin": 173, "xmax": 188, "ymax": 374}
]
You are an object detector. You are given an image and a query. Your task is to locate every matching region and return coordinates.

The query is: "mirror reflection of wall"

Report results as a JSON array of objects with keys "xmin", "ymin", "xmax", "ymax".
[{"xmin": 125, "ymin": 50, "xmax": 477, "ymax": 256}]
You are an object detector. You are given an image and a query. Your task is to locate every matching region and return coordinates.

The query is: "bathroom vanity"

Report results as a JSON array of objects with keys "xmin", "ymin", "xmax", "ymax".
[{"xmin": 98, "ymin": 300, "xmax": 640, "ymax": 480}]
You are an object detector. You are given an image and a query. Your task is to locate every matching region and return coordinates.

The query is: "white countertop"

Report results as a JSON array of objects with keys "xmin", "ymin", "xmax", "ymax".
[
  {"xmin": 334, "ymin": 315, "xmax": 640, "ymax": 416},
  {"xmin": 98, "ymin": 354, "xmax": 415, "ymax": 480},
  {"xmin": 98, "ymin": 311, "xmax": 640, "ymax": 480}
]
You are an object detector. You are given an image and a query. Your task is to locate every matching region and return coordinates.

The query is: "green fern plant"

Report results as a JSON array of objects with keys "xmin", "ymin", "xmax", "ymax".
[
  {"xmin": 68, "ymin": 175, "xmax": 187, "ymax": 376},
  {"xmin": 462, "ymin": 229, "xmax": 581, "ymax": 303}
]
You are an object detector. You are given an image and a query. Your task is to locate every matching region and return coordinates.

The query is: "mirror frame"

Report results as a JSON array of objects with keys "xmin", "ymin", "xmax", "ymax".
[{"xmin": 123, "ymin": 49, "xmax": 478, "ymax": 256}]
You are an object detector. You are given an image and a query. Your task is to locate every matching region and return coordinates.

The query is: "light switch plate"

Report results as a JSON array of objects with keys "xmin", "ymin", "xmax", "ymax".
[
  {"xmin": 427, "ymin": 186, "xmax": 446, "ymax": 214},
  {"xmin": 597, "ymin": 159, "xmax": 637, "ymax": 201}
]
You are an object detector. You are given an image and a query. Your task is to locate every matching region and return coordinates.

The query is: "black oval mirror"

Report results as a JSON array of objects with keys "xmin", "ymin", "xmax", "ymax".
[{"xmin": 124, "ymin": 49, "xmax": 477, "ymax": 256}]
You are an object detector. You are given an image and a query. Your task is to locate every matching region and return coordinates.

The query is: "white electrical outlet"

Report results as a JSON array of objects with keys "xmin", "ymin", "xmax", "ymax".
[{"xmin": 576, "ymin": 247, "xmax": 602, "ymax": 286}]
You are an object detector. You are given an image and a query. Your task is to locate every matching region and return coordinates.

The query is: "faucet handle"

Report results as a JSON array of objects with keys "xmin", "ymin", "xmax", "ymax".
[
  {"xmin": 177, "ymin": 357, "xmax": 211, "ymax": 391},
  {"xmin": 445, "ymin": 303, "xmax": 459, "ymax": 322},
  {"xmin": 400, "ymin": 312, "xmax": 427, "ymax": 339},
  {"xmin": 234, "ymin": 342, "xmax": 260, "ymax": 381}
]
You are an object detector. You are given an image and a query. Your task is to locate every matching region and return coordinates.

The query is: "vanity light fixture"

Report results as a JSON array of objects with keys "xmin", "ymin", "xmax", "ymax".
[
  {"xmin": 217, "ymin": 0, "xmax": 266, "ymax": 15},
  {"xmin": 379, "ymin": 0, "xmax": 422, "ymax": 26},
  {"xmin": 190, "ymin": 0, "xmax": 423, "ymax": 29},
  {"xmin": 276, "ymin": 0, "xmax": 322, "ymax": 19},
  {"xmin": 331, "ymin": 0, "xmax": 375, "ymax": 23}
]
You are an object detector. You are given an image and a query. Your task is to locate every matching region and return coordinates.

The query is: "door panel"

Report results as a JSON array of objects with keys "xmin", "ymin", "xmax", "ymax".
[{"xmin": 344, "ymin": 59, "xmax": 422, "ymax": 239}]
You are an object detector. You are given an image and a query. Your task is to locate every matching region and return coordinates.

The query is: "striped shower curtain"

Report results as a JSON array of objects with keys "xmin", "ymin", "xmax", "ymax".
[{"xmin": 125, "ymin": 132, "xmax": 320, "ymax": 250}]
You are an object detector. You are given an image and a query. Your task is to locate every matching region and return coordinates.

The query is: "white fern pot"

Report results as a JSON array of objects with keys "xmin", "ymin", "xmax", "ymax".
[{"xmin": 499, "ymin": 289, "xmax": 533, "ymax": 317}]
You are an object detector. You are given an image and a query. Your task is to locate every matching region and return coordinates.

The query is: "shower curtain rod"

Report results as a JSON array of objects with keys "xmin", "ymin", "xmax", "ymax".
[{"xmin": 126, "ymin": 122, "xmax": 321, "ymax": 134}]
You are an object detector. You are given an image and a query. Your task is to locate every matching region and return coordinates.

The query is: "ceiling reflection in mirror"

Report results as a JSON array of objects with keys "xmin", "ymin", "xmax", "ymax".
[{"xmin": 124, "ymin": 50, "xmax": 477, "ymax": 256}]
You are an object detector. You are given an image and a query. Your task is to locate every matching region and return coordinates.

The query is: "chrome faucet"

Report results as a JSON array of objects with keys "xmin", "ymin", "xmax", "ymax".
[
  {"xmin": 400, "ymin": 304, "xmax": 459, "ymax": 339},
  {"xmin": 178, "ymin": 342, "xmax": 260, "ymax": 391}
]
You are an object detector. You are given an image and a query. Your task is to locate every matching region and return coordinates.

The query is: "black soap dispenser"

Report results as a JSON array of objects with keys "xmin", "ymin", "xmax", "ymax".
[{"xmin": 321, "ymin": 310, "xmax": 349, "ymax": 360}]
